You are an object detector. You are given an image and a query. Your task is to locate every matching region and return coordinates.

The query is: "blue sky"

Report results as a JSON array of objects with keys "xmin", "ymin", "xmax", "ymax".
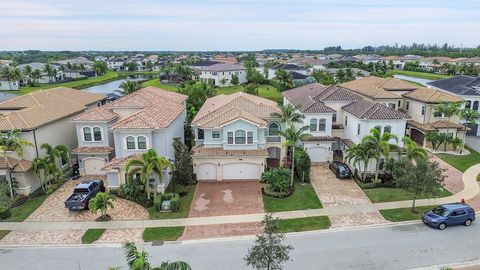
[{"xmin": 1, "ymin": 0, "xmax": 479, "ymax": 51}]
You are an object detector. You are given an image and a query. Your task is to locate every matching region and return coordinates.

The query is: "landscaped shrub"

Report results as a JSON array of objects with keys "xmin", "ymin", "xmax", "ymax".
[
  {"xmin": 294, "ymin": 147, "xmax": 311, "ymax": 183},
  {"xmin": 153, "ymin": 196, "xmax": 162, "ymax": 212},
  {"xmin": 262, "ymin": 167, "xmax": 293, "ymax": 197},
  {"xmin": 0, "ymin": 207, "xmax": 11, "ymax": 219},
  {"xmin": 262, "ymin": 184, "xmax": 295, "ymax": 198},
  {"xmin": 154, "ymin": 193, "xmax": 181, "ymax": 212},
  {"xmin": 173, "ymin": 138, "xmax": 195, "ymax": 185}
]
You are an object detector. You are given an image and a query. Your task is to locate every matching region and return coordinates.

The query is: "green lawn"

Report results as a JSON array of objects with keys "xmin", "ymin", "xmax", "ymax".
[
  {"xmin": 380, "ymin": 205, "xmax": 436, "ymax": 222},
  {"xmin": 2, "ymin": 193, "xmax": 48, "ymax": 222},
  {"xmin": 142, "ymin": 227, "xmax": 185, "ymax": 242},
  {"xmin": 436, "ymin": 147, "xmax": 480, "ymax": 172},
  {"xmin": 0, "ymin": 230, "xmax": 10, "ymax": 240},
  {"xmin": 386, "ymin": 70, "xmax": 451, "ymax": 80},
  {"xmin": 148, "ymin": 184, "xmax": 196, "ymax": 220},
  {"xmin": 81, "ymin": 229, "xmax": 105, "ymax": 244},
  {"xmin": 263, "ymin": 183, "xmax": 322, "ymax": 212},
  {"xmin": 16, "ymin": 71, "xmax": 120, "ymax": 95},
  {"xmin": 141, "ymin": 79, "xmax": 180, "ymax": 92},
  {"xmin": 276, "ymin": 216, "xmax": 331, "ymax": 233},
  {"xmin": 477, "ymin": 173, "xmax": 480, "ymax": 182},
  {"xmin": 363, "ymin": 187, "xmax": 451, "ymax": 203}
]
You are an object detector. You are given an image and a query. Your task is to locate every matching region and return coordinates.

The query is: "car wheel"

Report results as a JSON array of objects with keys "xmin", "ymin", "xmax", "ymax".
[
  {"xmin": 438, "ymin": 223, "xmax": 446, "ymax": 230},
  {"xmin": 464, "ymin": 219, "xmax": 472, "ymax": 226}
]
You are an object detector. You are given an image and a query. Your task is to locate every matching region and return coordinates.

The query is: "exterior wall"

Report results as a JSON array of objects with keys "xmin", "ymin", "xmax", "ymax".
[
  {"xmin": 75, "ymin": 122, "xmax": 112, "ymax": 148},
  {"xmin": 77, "ymin": 153, "xmax": 110, "ymax": 174},
  {"xmin": 198, "ymin": 69, "xmax": 247, "ymax": 86},
  {"xmin": 323, "ymin": 100, "xmax": 352, "ymax": 125},
  {"xmin": 222, "ymin": 120, "xmax": 261, "ymax": 150},
  {"xmin": 300, "ymin": 113, "xmax": 333, "ymax": 137},
  {"xmin": 163, "ymin": 109, "xmax": 186, "ymax": 160},
  {"xmin": 193, "ymin": 156, "xmax": 265, "ymax": 181},
  {"xmin": 11, "ymin": 171, "xmax": 37, "ymax": 195},
  {"xmin": 404, "ymin": 98, "xmax": 462, "ymax": 125},
  {"xmin": 114, "ymin": 130, "xmax": 156, "ymax": 158}
]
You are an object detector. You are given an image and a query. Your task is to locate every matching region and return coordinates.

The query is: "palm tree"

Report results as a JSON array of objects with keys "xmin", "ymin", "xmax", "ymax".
[
  {"xmin": 270, "ymin": 104, "xmax": 305, "ymax": 127},
  {"xmin": 10, "ymin": 68, "xmax": 23, "ymax": 89},
  {"xmin": 459, "ymin": 108, "xmax": 480, "ymax": 153},
  {"xmin": 0, "ymin": 129, "xmax": 33, "ymax": 197},
  {"xmin": 44, "ymin": 162, "xmax": 63, "ymax": 188},
  {"xmin": 23, "ymin": 65, "xmax": 32, "ymax": 84},
  {"xmin": 123, "ymin": 242, "xmax": 191, "ymax": 270},
  {"xmin": 402, "ymin": 137, "xmax": 428, "ymax": 161},
  {"xmin": 361, "ymin": 128, "xmax": 399, "ymax": 182},
  {"xmin": 31, "ymin": 69, "xmax": 42, "ymax": 86},
  {"xmin": 278, "ymin": 126, "xmax": 311, "ymax": 186},
  {"xmin": 345, "ymin": 142, "xmax": 377, "ymax": 182},
  {"xmin": 125, "ymin": 149, "xmax": 172, "ymax": 199},
  {"xmin": 1, "ymin": 67, "xmax": 12, "ymax": 90},
  {"xmin": 43, "ymin": 63, "xmax": 54, "ymax": 83},
  {"xmin": 434, "ymin": 102, "xmax": 461, "ymax": 151},
  {"xmin": 116, "ymin": 80, "xmax": 142, "ymax": 95},
  {"xmin": 40, "ymin": 143, "xmax": 69, "ymax": 166},
  {"xmin": 32, "ymin": 157, "xmax": 47, "ymax": 191},
  {"xmin": 88, "ymin": 191, "xmax": 116, "ymax": 220}
]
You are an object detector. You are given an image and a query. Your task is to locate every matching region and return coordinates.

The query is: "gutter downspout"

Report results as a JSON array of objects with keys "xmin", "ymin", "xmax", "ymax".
[{"xmin": 32, "ymin": 129, "xmax": 39, "ymax": 158}]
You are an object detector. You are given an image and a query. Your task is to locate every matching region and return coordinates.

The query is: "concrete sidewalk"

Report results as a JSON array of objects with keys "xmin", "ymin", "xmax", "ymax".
[{"xmin": 1, "ymin": 163, "xmax": 479, "ymax": 232}]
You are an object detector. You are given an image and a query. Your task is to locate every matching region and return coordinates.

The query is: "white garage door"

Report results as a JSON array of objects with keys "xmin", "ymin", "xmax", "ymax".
[
  {"xmin": 84, "ymin": 158, "xmax": 106, "ymax": 175},
  {"xmin": 306, "ymin": 146, "xmax": 328, "ymax": 162},
  {"xmin": 222, "ymin": 163, "xmax": 260, "ymax": 180},
  {"xmin": 197, "ymin": 163, "xmax": 217, "ymax": 180}
]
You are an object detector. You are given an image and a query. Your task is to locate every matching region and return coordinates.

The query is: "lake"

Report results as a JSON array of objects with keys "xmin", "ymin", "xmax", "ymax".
[
  {"xmin": 83, "ymin": 75, "xmax": 153, "ymax": 94},
  {"xmin": 393, "ymin": 74, "xmax": 433, "ymax": 87}
]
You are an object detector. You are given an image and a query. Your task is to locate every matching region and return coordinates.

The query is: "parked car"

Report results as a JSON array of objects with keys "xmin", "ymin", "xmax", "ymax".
[
  {"xmin": 328, "ymin": 162, "xmax": 353, "ymax": 179},
  {"xmin": 64, "ymin": 180, "xmax": 105, "ymax": 210},
  {"xmin": 422, "ymin": 203, "xmax": 475, "ymax": 230}
]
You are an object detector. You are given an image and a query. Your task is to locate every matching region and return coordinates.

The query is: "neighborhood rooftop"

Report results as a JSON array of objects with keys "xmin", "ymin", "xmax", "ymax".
[
  {"xmin": 196, "ymin": 63, "xmax": 246, "ymax": 72},
  {"xmin": 342, "ymin": 99, "xmax": 408, "ymax": 119},
  {"xmin": 402, "ymin": 87, "xmax": 464, "ymax": 103},
  {"xmin": 427, "ymin": 75, "xmax": 480, "ymax": 96},
  {"xmin": 339, "ymin": 76, "xmax": 418, "ymax": 99}
]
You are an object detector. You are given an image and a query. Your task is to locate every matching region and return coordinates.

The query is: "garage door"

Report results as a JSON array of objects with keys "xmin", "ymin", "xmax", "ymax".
[
  {"xmin": 84, "ymin": 158, "xmax": 106, "ymax": 175},
  {"xmin": 222, "ymin": 163, "xmax": 260, "ymax": 180},
  {"xmin": 197, "ymin": 163, "xmax": 217, "ymax": 180},
  {"xmin": 306, "ymin": 146, "xmax": 328, "ymax": 162}
]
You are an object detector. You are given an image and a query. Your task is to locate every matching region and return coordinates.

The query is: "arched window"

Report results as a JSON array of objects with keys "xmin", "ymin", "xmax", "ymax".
[
  {"xmin": 309, "ymin": 118, "xmax": 317, "ymax": 131},
  {"xmin": 83, "ymin": 127, "xmax": 92, "ymax": 141},
  {"xmin": 137, "ymin": 136, "xmax": 147, "ymax": 149},
  {"xmin": 384, "ymin": 125, "xmax": 392, "ymax": 134},
  {"xmin": 126, "ymin": 136, "xmax": 135, "ymax": 149},
  {"xmin": 93, "ymin": 127, "xmax": 102, "ymax": 141},
  {"xmin": 268, "ymin": 122, "xmax": 280, "ymax": 136},
  {"xmin": 235, "ymin": 130, "xmax": 246, "ymax": 144},
  {"xmin": 319, "ymin": 119, "xmax": 326, "ymax": 131}
]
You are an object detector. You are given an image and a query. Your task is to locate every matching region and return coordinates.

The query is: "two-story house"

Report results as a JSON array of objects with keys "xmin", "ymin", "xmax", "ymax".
[
  {"xmin": 402, "ymin": 87, "xmax": 466, "ymax": 146},
  {"xmin": 282, "ymin": 83, "xmax": 363, "ymax": 162},
  {"xmin": 427, "ymin": 76, "xmax": 480, "ymax": 136},
  {"xmin": 191, "ymin": 92, "xmax": 283, "ymax": 181},
  {"xmin": 71, "ymin": 87, "xmax": 187, "ymax": 191},
  {"xmin": 196, "ymin": 64, "xmax": 247, "ymax": 87},
  {"xmin": 0, "ymin": 87, "xmax": 105, "ymax": 195}
]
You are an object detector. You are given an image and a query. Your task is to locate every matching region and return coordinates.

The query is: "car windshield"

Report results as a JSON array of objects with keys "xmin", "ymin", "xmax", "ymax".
[
  {"xmin": 432, "ymin": 206, "xmax": 450, "ymax": 217},
  {"xmin": 338, "ymin": 166, "xmax": 346, "ymax": 172},
  {"xmin": 74, "ymin": 188, "xmax": 90, "ymax": 194}
]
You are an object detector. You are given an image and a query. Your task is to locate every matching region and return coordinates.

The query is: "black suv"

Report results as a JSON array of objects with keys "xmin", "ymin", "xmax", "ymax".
[{"xmin": 328, "ymin": 162, "xmax": 353, "ymax": 179}]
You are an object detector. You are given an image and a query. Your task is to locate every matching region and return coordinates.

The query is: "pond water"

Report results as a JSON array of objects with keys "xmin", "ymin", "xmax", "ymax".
[
  {"xmin": 393, "ymin": 74, "xmax": 433, "ymax": 87},
  {"xmin": 83, "ymin": 75, "xmax": 154, "ymax": 94}
]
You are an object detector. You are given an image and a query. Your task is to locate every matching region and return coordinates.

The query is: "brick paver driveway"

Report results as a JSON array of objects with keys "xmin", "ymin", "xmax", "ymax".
[
  {"xmin": 1, "ymin": 176, "xmax": 148, "ymax": 245},
  {"xmin": 311, "ymin": 164, "xmax": 387, "ymax": 228},
  {"xmin": 181, "ymin": 181, "xmax": 264, "ymax": 240}
]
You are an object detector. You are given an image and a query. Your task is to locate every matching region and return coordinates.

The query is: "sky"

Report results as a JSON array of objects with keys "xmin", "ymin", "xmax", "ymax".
[{"xmin": 1, "ymin": 0, "xmax": 480, "ymax": 51}]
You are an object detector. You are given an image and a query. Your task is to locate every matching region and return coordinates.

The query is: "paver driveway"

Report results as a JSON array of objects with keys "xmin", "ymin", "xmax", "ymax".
[
  {"xmin": 181, "ymin": 181, "xmax": 264, "ymax": 240},
  {"xmin": 310, "ymin": 164, "xmax": 387, "ymax": 228}
]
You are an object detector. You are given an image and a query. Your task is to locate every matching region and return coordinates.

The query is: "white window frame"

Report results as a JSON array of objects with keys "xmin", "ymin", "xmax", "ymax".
[
  {"xmin": 92, "ymin": 126, "xmax": 103, "ymax": 142},
  {"xmin": 211, "ymin": 130, "xmax": 221, "ymax": 139},
  {"xmin": 268, "ymin": 122, "xmax": 280, "ymax": 136},
  {"xmin": 318, "ymin": 118, "xmax": 326, "ymax": 132},
  {"xmin": 82, "ymin": 127, "xmax": 92, "ymax": 142},
  {"xmin": 228, "ymin": 129, "xmax": 254, "ymax": 145},
  {"xmin": 126, "ymin": 136, "xmax": 136, "ymax": 150},
  {"xmin": 137, "ymin": 136, "xmax": 147, "ymax": 149},
  {"xmin": 310, "ymin": 118, "xmax": 318, "ymax": 131}
]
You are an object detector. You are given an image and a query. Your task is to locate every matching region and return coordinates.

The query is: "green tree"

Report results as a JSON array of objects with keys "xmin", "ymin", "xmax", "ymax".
[
  {"xmin": 93, "ymin": 61, "xmax": 108, "ymax": 75},
  {"xmin": 246, "ymin": 67, "xmax": 264, "ymax": 84},
  {"xmin": 122, "ymin": 242, "xmax": 191, "ymax": 270},
  {"xmin": 231, "ymin": 74, "xmax": 240, "ymax": 85},
  {"xmin": 270, "ymin": 104, "xmax": 304, "ymax": 127},
  {"xmin": 361, "ymin": 128, "xmax": 399, "ymax": 182},
  {"xmin": 125, "ymin": 149, "xmax": 172, "ymax": 199},
  {"xmin": 294, "ymin": 147, "xmax": 311, "ymax": 183},
  {"xmin": 40, "ymin": 143, "xmax": 69, "ymax": 166},
  {"xmin": 1, "ymin": 67, "xmax": 13, "ymax": 90},
  {"xmin": 43, "ymin": 63, "xmax": 56, "ymax": 83},
  {"xmin": 32, "ymin": 157, "xmax": 47, "ymax": 191},
  {"xmin": 88, "ymin": 191, "xmax": 116, "ymax": 220},
  {"xmin": 311, "ymin": 70, "xmax": 335, "ymax": 85},
  {"xmin": 425, "ymin": 132, "xmax": 442, "ymax": 151},
  {"xmin": 244, "ymin": 214, "xmax": 294, "ymax": 270},
  {"xmin": 393, "ymin": 158, "xmax": 446, "ymax": 212},
  {"xmin": 10, "ymin": 67, "xmax": 23, "ymax": 88},
  {"xmin": 172, "ymin": 137, "xmax": 194, "ymax": 186},
  {"xmin": 345, "ymin": 142, "xmax": 377, "ymax": 182},
  {"xmin": 117, "ymin": 80, "xmax": 142, "ymax": 95},
  {"xmin": 278, "ymin": 126, "xmax": 311, "ymax": 186},
  {"xmin": 434, "ymin": 102, "xmax": 461, "ymax": 151},
  {"xmin": 243, "ymin": 83, "xmax": 259, "ymax": 96},
  {"xmin": 145, "ymin": 61, "xmax": 154, "ymax": 71},
  {"xmin": 31, "ymin": 69, "xmax": 42, "ymax": 86},
  {"xmin": 125, "ymin": 61, "xmax": 139, "ymax": 71},
  {"xmin": 402, "ymin": 137, "xmax": 428, "ymax": 161},
  {"xmin": 272, "ymin": 69, "xmax": 293, "ymax": 92}
]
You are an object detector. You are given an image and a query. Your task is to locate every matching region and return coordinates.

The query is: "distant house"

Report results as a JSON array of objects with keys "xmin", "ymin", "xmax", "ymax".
[
  {"xmin": 325, "ymin": 68, "xmax": 370, "ymax": 79},
  {"xmin": 53, "ymin": 57, "xmax": 94, "ymax": 69},
  {"xmin": 71, "ymin": 87, "xmax": 187, "ymax": 191},
  {"xmin": 287, "ymin": 58, "xmax": 330, "ymax": 71},
  {"xmin": 427, "ymin": 75, "xmax": 480, "ymax": 136},
  {"xmin": 106, "ymin": 56, "xmax": 129, "ymax": 71},
  {"xmin": 0, "ymin": 78, "xmax": 19, "ymax": 91},
  {"xmin": 18, "ymin": 62, "xmax": 63, "ymax": 84},
  {"xmin": 196, "ymin": 64, "xmax": 247, "ymax": 87},
  {"xmin": 266, "ymin": 64, "xmax": 307, "ymax": 80},
  {"xmin": 383, "ymin": 55, "xmax": 422, "ymax": 70},
  {"xmin": 0, "ymin": 88, "xmax": 105, "ymax": 195}
]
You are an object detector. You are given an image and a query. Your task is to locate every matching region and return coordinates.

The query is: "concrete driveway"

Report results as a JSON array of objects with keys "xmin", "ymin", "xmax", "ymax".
[
  {"xmin": 466, "ymin": 136, "xmax": 480, "ymax": 153},
  {"xmin": 181, "ymin": 181, "xmax": 264, "ymax": 240},
  {"xmin": 310, "ymin": 164, "xmax": 387, "ymax": 228}
]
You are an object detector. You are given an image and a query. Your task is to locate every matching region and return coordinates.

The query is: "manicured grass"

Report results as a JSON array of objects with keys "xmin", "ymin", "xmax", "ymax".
[
  {"xmin": 386, "ymin": 70, "xmax": 451, "ymax": 80},
  {"xmin": 142, "ymin": 227, "xmax": 185, "ymax": 242},
  {"xmin": 17, "ymin": 71, "xmax": 120, "ymax": 95},
  {"xmin": 148, "ymin": 184, "xmax": 196, "ymax": 220},
  {"xmin": 263, "ymin": 183, "xmax": 322, "ymax": 212},
  {"xmin": 81, "ymin": 229, "xmax": 105, "ymax": 244},
  {"xmin": 276, "ymin": 216, "xmax": 331, "ymax": 233},
  {"xmin": 2, "ymin": 194, "xmax": 48, "ymax": 222},
  {"xmin": 363, "ymin": 187, "xmax": 451, "ymax": 203},
  {"xmin": 436, "ymin": 147, "xmax": 480, "ymax": 172},
  {"xmin": 141, "ymin": 78, "xmax": 180, "ymax": 92},
  {"xmin": 380, "ymin": 205, "xmax": 436, "ymax": 222},
  {"xmin": 216, "ymin": 85, "xmax": 283, "ymax": 102},
  {"xmin": 0, "ymin": 230, "xmax": 10, "ymax": 240}
]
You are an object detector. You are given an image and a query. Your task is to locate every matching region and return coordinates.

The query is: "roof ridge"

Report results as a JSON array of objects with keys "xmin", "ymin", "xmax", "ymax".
[{"xmin": 362, "ymin": 102, "xmax": 378, "ymax": 118}]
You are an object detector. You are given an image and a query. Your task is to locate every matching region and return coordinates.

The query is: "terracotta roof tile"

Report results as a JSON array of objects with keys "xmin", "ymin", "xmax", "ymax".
[
  {"xmin": 0, "ymin": 157, "xmax": 33, "ymax": 172},
  {"xmin": 101, "ymin": 154, "xmax": 141, "ymax": 171},
  {"xmin": 339, "ymin": 76, "xmax": 417, "ymax": 100},
  {"xmin": 301, "ymin": 136, "xmax": 337, "ymax": 142},
  {"xmin": 402, "ymin": 87, "xmax": 464, "ymax": 103},
  {"xmin": 342, "ymin": 100, "xmax": 408, "ymax": 120},
  {"xmin": 72, "ymin": 146, "xmax": 114, "ymax": 153},
  {"xmin": 407, "ymin": 120, "xmax": 467, "ymax": 132},
  {"xmin": 192, "ymin": 146, "xmax": 268, "ymax": 157}
]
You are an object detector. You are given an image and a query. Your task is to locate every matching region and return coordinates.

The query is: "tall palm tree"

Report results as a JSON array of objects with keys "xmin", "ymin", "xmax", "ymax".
[
  {"xmin": 278, "ymin": 126, "xmax": 311, "ymax": 186},
  {"xmin": 125, "ymin": 149, "xmax": 172, "ymax": 199},
  {"xmin": 116, "ymin": 80, "xmax": 142, "ymax": 95},
  {"xmin": 10, "ymin": 68, "xmax": 23, "ymax": 89},
  {"xmin": 40, "ymin": 143, "xmax": 70, "ymax": 166},
  {"xmin": 1, "ymin": 67, "xmax": 12, "ymax": 90},
  {"xmin": 43, "ymin": 63, "xmax": 54, "ymax": 83},
  {"xmin": 361, "ymin": 128, "xmax": 399, "ymax": 182},
  {"xmin": 31, "ymin": 69, "xmax": 42, "ymax": 86},
  {"xmin": 123, "ymin": 242, "xmax": 191, "ymax": 270},
  {"xmin": 459, "ymin": 108, "xmax": 480, "ymax": 153},
  {"xmin": 434, "ymin": 102, "xmax": 461, "ymax": 151},
  {"xmin": 32, "ymin": 157, "xmax": 47, "ymax": 191},
  {"xmin": 345, "ymin": 142, "xmax": 377, "ymax": 182},
  {"xmin": 401, "ymin": 137, "xmax": 428, "ymax": 161},
  {"xmin": 270, "ymin": 104, "xmax": 305, "ymax": 127},
  {"xmin": 23, "ymin": 65, "xmax": 32, "ymax": 84},
  {"xmin": 44, "ymin": 162, "xmax": 63, "ymax": 188},
  {"xmin": 0, "ymin": 129, "xmax": 33, "ymax": 197}
]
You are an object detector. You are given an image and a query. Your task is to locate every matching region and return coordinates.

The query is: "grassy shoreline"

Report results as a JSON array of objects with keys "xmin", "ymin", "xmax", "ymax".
[{"xmin": 386, "ymin": 70, "xmax": 451, "ymax": 80}]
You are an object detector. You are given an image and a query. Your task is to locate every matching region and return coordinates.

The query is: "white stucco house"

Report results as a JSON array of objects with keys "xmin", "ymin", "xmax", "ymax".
[
  {"xmin": 191, "ymin": 92, "xmax": 285, "ymax": 181},
  {"xmin": 196, "ymin": 63, "xmax": 247, "ymax": 87},
  {"xmin": 0, "ymin": 78, "xmax": 19, "ymax": 91},
  {"xmin": 71, "ymin": 87, "xmax": 187, "ymax": 192}
]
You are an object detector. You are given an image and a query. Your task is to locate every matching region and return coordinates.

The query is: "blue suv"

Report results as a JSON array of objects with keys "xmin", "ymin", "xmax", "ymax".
[{"xmin": 422, "ymin": 203, "xmax": 475, "ymax": 230}]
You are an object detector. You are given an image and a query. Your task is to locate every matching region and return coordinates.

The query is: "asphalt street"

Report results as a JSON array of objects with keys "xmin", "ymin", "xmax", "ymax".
[{"xmin": 1, "ymin": 222, "xmax": 479, "ymax": 270}]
